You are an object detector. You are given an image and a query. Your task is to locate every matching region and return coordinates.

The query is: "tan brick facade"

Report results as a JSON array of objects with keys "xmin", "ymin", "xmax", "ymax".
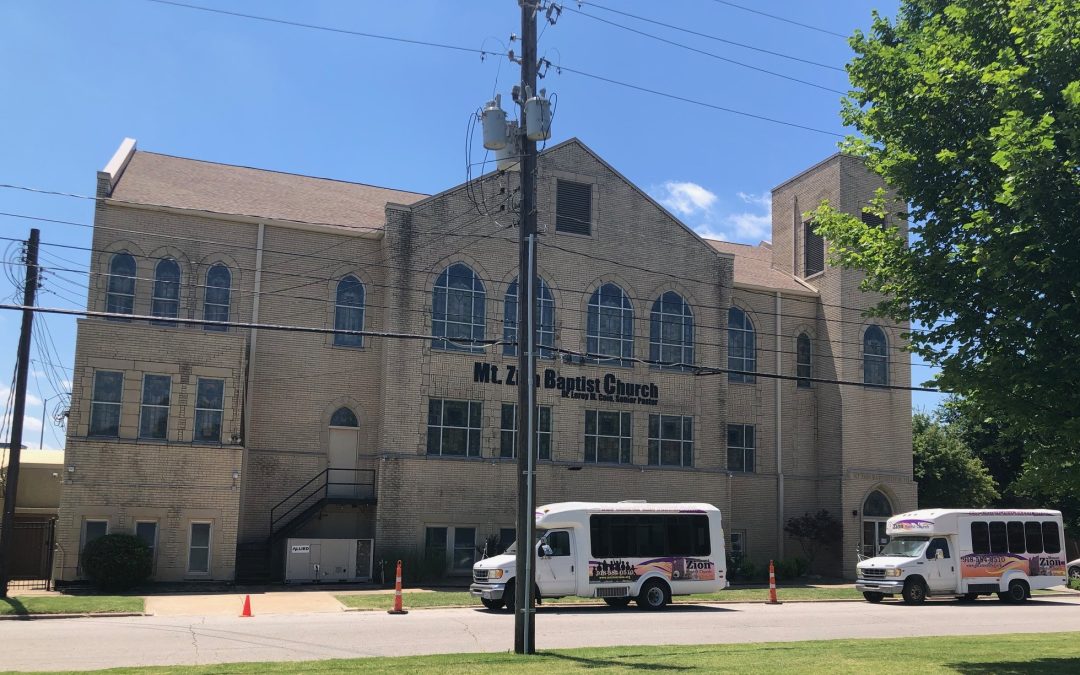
[{"xmin": 56, "ymin": 140, "xmax": 914, "ymax": 584}]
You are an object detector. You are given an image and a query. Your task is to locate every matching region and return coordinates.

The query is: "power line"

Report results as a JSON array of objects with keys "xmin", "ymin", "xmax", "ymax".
[
  {"xmin": 575, "ymin": 1, "xmax": 846, "ymax": 71},
  {"xmin": 562, "ymin": 5, "xmax": 846, "ymax": 94},
  {"xmin": 707, "ymin": 0, "xmax": 849, "ymax": 39}
]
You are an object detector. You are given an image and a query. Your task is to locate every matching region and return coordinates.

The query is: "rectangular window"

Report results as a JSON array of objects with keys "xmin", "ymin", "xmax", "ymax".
[
  {"xmin": 427, "ymin": 400, "xmax": 482, "ymax": 457},
  {"xmin": 727, "ymin": 424, "xmax": 755, "ymax": 473},
  {"xmin": 796, "ymin": 335, "xmax": 812, "ymax": 388},
  {"xmin": 584, "ymin": 410, "xmax": 632, "ymax": 464},
  {"xmin": 730, "ymin": 530, "xmax": 746, "ymax": 558},
  {"xmin": 426, "ymin": 527, "xmax": 448, "ymax": 567},
  {"xmin": 648, "ymin": 414, "xmax": 693, "ymax": 467},
  {"xmin": 589, "ymin": 514, "xmax": 710, "ymax": 558},
  {"xmin": 1007, "ymin": 521, "xmax": 1026, "ymax": 553},
  {"xmin": 1042, "ymin": 521, "xmax": 1061, "ymax": 554},
  {"xmin": 194, "ymin": 378, "xmax": 225, "ymax": 443},
  {"xmin": 555, "ymin": 180, "xmax": 592, "ymax": 235},
  {"xmin": 139, "ymin": 374, "xmax": 171, "ymax": 440},
  {"xmin": 89, "ymin": 370, "xmax": 123, "ymax": 437},
  {"xmin": 499, "ymin": 403, "xmax": 552, "ymax": 460},
  {"xmin": 804, "ymin": 220, "xmax": 824, "ymax": 276},
  {"xmin": 453, "ymin": 527, "xmax": 476, "ymax": 571},
  {"xmin": 971, "ymin": 521, "xmax": 990, "ymax": 554},
  {"xmin": 135, "ymin": 521, "xmax": 158, "ymax": 567},
  {"xmin": 83, "ymin": 519, "xmax": 108, "ymax": 548},
  {"xmin": 861, "ymin": 211, "xmax": 885, "ymax": 228},
  {"xmin": 988, "ymin": 521, "xmax": 1008, "ymax": 554},
  {"xmin": 1025, "ymin": 521, "xmax": 1043, "ymax": 554},
  {"xmin": 499, "ymin": 527, "xmax": 516, "ymax": 554},
  {"xmin": 188, "ymin": 522, "xmax": 211, "ymax": 574}
]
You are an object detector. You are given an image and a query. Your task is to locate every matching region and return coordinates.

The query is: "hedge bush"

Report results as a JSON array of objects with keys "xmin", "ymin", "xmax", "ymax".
[{"xmin": 81, "ymin": 534, "xmax": 152, "ymax": 591}]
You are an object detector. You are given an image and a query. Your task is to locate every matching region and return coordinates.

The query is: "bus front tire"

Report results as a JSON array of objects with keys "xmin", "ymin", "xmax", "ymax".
[
  {"xmin": 902, "ymin": 578, "xmax": 927, "ymax": 605},
  {"xmin": 603, "ymin": 597, "xmax": 632, "ymax": 608},
  {"xmin": 863, "ymin": 592, "xmax": 885, "ymax": 603},
  {"xmin": 481, "ymin": 598, "xmax": 504, "ymax": 611},
  {"xmin": 998, "ymin": 580, "xmax": 1029, "ymax": 603},
  {"xmin": 636, "ymin": 579, "xmax": 670, "ymax": 610}
]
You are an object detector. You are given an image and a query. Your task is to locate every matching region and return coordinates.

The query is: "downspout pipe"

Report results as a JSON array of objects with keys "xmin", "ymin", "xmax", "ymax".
[{"xmin": 776, "ymin": 291, "xmax": 784, "ymax": 560}]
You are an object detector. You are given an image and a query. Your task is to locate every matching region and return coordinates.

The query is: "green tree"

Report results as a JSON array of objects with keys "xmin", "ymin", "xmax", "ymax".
[
  {"xmin": 913, "ymin": 412, "xmax": 998, "ymax": 508},
  {"xmin": 810, "ymin": 0, "xmax": 1080, "ymax": 498}
]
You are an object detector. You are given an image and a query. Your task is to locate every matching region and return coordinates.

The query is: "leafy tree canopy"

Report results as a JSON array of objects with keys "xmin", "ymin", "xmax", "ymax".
[
  {"xmin": 811, "ymin": 0, "xmax": 1080, "ymax": 495},
  {"xmin": 913, "ymin": 411, "xmax": 999, "ymax": 508}
]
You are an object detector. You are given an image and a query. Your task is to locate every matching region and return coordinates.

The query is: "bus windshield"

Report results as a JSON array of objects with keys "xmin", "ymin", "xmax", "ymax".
[{"xmin": 879, "ymin": 536, "xmax": 929, "ymax": 558}]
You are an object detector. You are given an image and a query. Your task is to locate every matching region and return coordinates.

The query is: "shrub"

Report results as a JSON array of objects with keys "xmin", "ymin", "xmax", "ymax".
[
  {"xmin": 773, "ymin": 557, "xmax": 810, "ymax": 582},
  {"xmin": 375, "ymin": 547, "xmax": 447, "ymax": 586},
  {"xmin": 784, "ymin": 510, "xmax": 842, "ymax": 569},
  {"xmin": 81, "ymin": 534, "xmax": 152, "ymax": 591}
]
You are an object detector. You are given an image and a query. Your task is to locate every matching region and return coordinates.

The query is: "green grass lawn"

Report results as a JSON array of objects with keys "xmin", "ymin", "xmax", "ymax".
[
  {"xmin": 14, "ymin": 632, "xmax": 1080, "ymax": 674},
  {"xmin": 0, "ymin": 595, "xmax": 144, "ymax": 616}
]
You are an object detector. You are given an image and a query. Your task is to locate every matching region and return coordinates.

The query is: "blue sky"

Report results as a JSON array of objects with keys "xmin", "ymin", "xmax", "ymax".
[{"xmin": 0, "ymin": 0, "xmax": 944, "ymax": 449}]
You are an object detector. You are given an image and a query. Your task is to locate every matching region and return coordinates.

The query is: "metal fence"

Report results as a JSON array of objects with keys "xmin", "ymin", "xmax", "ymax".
[{"xmin": 4, "ymin": 519, "xmax": 56, "ymax": 591}]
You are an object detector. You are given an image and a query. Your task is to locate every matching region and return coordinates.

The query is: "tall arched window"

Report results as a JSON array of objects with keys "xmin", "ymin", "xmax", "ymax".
[
  {"xmin": 328, "ymin": 406, "xmax": 360, "ymax": 498},
  {"xmin": 203, "ymin": 264, "xmax": 231, "ymax": 332},
  {"xmin": 796, "ymin": 333, "xmax": 812, "ymax": 387},
  {"xmin": 587, "ymin": 283, "xmax": 634, "ymax": 366},
  {"xmin": 330, "ymin": 406, "xmax": 359, "ymax": 427},
  {"xmin": 432, "ymin": 263, "xmax": 486, "ymax": 352},
  {"xmin": 334, "ymin": 275, "xmax": 365, "ymax": 347},
  {"xmin": 151, "ymin": 258, "xmax": 181, "ymax": 322},
  {"xmin": 728, "ymin": 307, "xmax": 755, "ymax": 383},
  {"xmin": 862, "ymin": 489, "xmax": 893, "ymax": 557},
  {"xmin": 106, "ymin": 252, "xmax": 136, "ymax": 317},
  {"xmin": 649, "ymin": 291, "xmax": 693, "ymax": 369},
  {"xmin": 863, "ymin": 325, "xmax": 888, "ymax": 386},
  {"xmin": 503, "ymin": 276, "xmax": 554, "ymax": 358}
]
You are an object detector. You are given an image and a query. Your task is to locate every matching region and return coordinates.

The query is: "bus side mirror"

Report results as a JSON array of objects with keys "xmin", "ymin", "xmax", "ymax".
[
  {"xmin": 540, "ymin": 544, "xmax": 553, "ymax": 558},
  {"xmin": 935, "ymin": 549, "xmax": 944, "ymax": 560}
]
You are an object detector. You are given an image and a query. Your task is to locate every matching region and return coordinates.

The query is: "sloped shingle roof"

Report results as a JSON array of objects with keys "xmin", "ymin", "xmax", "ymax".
[{"xmin": 706, "ymin": 240, "xmax": 815, "ymax": 294}]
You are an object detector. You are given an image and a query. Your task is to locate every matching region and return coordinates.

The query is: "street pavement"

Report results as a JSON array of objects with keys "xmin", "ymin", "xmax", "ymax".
[{"xmin": 2, "ymin": 597, "xmax": 1080, "ymax": 672}]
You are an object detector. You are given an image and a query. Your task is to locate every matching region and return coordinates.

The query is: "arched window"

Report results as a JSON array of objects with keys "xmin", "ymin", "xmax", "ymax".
[
  {"xmin": 151, "ymin": 258, "xmax": 181, "ymax": 322},
  {"xmin": 863, "ymin": 325, "xmax": 888, "ymax": 386},
  {"xmin": 649, "ymin": 291, "xmax": 693, "ymax": 369},
  {"xmin": 862, "ymin": 489, "xmax": 893, "ymax": 557},
  {"xmin": 432, "ymin": 263, "xmax": 485, "ymax": 352},
  {"xmin": 796, "ymin": 333, "xmax": 812, "ymax": 387},
  {"xmin": 334, "ymin": 275, "xmax": 365, "ymax": 347},
  {"xmin": 106, "ymin": 252, "xmax": 136, "ymax": 317},
  {"xmin": 587, "ymin": 283, "xmax": 634, "ymax": 366},
  {"xmin": 203, "ymin": 264, "xmax": 231, "ymax": 332},
  {"xmin": 330, "ymin": 406, "xmax": 359, "ymax": 427},
  {"xmin": 503, "ymin": 276, "xmax": 554, "ymax": 358},
  {"xmin": 728, "ymin": 307, "xmax": 756, "ymax": 383}
]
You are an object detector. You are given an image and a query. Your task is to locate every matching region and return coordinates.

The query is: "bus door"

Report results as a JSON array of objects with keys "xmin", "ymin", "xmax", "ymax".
[
  {"xmin": 537, "ymin": 530, "xmax": 576, "ymax": 596},
  {"xmin": 925, "ymin": 537, "xmax": 955, "ymax": 592}
]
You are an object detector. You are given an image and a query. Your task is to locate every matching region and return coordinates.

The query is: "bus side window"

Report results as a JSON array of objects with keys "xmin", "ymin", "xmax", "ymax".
[
  {"xmin": 971, "ymin": 522, "xmax": 990, "ymax": 554},
  {"xmin": 1007, "ymin": 521, "xmax": 1026, "ymax": 553},
  {"xmin": 1025, "ymin": 522, "xmax": 1044, "ymax": 554},
  {"xmin": 988, "ymin": 521, "xmax": 1008, "ymax": 553},
  {"xmin": 546, "ymin": 531, "xmax": 571, "ymax": 556},
  {"xmin": 927, "ymin": 538, "xmax": 950, "ymax": 559},
  {"xmin": 1042, "ymin": 522, "xmax": 1061, "ymax": 554}
]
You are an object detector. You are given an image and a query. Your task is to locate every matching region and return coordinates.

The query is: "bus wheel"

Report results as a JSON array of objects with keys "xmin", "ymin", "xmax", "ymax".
[
  {"xmin": 603, "ymin": 597, "xmax": 632, "ymax": 608},
  {"xmin": 863, "ymin": 592, "xmax": 885, "ymax": 603},
  {"xmin": 636, "ymin": 579, "xmax": 670, "ymax": 610},
  {"xmin": 998, "ymin": 580, "xmax": 1028, "ymax": 603},
  {"xmin": 481, "ymin": 598, "xmax": 504, "ymax": 611},
  {"xmin": 901, "ymin": 578, "xmax": 927, "ymax": 605}
]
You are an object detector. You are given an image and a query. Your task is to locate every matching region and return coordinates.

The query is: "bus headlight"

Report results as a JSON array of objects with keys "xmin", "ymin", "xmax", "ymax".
[
  {"xmin": 885, "ymin": 568, "xmax": 903, "ymax": 577},
  {"xmin": 488, "ymin": 569, "xmax": 504, "ymax": 579}
]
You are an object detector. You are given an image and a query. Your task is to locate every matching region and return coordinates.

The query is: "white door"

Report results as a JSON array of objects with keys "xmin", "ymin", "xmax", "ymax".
[
  {"xmin": 925, "ymin": 537, "xmax": 955, "ymax": 593},
  {"xmin": 328, "ymin": 427, "xmax": 360, "ymax": 498},
  {"xmin": 537, "ymin": 530, "xmax": 576, "ymax": 596}
]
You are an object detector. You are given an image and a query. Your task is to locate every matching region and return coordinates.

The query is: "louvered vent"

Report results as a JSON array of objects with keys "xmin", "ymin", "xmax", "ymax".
[
  {"xmin": 804, "ymin": 220, "xmax": 825, "ymax": 276},
  {"xmin": 861, "ymin": 211, "xmax": 885, "ymax": 228},
  {"xmin": 556, "ymin": 180, "xmax": 592, "ymax": 235}
]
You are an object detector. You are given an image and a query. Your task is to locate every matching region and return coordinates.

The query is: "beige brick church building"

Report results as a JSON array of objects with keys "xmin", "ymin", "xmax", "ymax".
[{"xmin": 55, "ymin": 137, "xmax": 914, "ymax": 584}]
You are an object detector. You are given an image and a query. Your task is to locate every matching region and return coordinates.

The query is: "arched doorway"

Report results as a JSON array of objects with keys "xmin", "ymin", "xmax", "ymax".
[
  {"xmin": 861, "ymin": 490, "xmax": 893, "ymax": 557},
  {"xmin": 328, "ymin": 407, "xmax": 360, "ymax": 498}
]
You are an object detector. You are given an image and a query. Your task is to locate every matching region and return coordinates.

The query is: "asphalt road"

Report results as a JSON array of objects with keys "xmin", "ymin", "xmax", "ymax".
[{"xmin": 3, "ymin": 597, "xmax": 1080, "ymax": 672}]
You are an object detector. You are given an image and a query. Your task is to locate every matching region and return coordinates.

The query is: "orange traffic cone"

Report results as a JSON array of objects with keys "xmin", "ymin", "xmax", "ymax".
[
  {"xmin": 765, "ymin": 560, "xmax": 781, "ymax": 605},
  {"xmin": 387, "ymin": 560, "xmax": 408, "ymax": 615},
  {"xmin": 240, "ymin": 594, "xmax": 253, "ymax": 617}
]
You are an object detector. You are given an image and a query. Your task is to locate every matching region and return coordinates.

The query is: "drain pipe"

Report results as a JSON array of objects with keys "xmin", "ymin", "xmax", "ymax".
[{"xmin": 775, "ymin": 291, "xmax": 784, "ymax": 560}]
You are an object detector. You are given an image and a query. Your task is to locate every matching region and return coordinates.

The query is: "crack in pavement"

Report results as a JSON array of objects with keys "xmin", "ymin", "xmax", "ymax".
[
  {"xmin": 453, "ymin": 616, "xmax": 483, "ymax": 649},
  {"xmin": 188, "ymin": 617, "xmax": 205, "ymax": 664}
]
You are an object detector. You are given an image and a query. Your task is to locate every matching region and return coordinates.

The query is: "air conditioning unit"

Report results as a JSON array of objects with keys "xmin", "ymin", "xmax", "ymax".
[{"xmin": 284, "ymin": 538, "xmax": 374, "ymax": 584}]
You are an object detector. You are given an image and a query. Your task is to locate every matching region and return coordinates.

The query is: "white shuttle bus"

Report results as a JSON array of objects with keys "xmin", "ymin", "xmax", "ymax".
[
  {"xmin": 470, "ymin": 501, "xmax": 726, "ymax": 611},
  {"xmin": 856, "ymin": 509, "xmax": 1067, "ymax": 604}
]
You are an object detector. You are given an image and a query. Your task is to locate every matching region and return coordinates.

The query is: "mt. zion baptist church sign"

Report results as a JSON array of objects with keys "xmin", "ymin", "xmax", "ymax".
[{"xmin": 473, "ymin": 362, "xmax": 659, "ymax": 406}]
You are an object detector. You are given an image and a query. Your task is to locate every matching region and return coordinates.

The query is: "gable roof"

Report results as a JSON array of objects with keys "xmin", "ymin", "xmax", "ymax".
[
  {"xmin": 109, "ymin": 151, "xmax": 427, "ymax": 232},
  {"xmin": 706, "ymin": 240, "xmax": 817, "ymax": 295}
]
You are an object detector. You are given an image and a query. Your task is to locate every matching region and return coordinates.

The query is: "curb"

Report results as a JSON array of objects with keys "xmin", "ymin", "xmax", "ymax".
[{"xmin": 0, "ymin": 612, "xmax": 147, "ymax": 621}]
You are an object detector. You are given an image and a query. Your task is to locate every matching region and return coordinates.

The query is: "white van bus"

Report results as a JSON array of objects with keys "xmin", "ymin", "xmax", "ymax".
[
  {"xmin": 470, "ymin": 501, "xmax": 726, "ymax": 611},
  {"xmin": 856, "ymin": 508, "xmax": 1067, "ymax": 604}
]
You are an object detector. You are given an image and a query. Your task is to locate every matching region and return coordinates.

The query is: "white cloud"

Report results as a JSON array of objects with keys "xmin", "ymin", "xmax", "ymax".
[
  {"xmin": 0, "ymin": 385, "xmax": 45, "ymax": 443},
  {"xmin": 654, "ymin": 181, "xmax": 718, "ymax": 217},
  {"xmin": 722, "ymin": 191, "xmax": 772, "ymax": 243}
]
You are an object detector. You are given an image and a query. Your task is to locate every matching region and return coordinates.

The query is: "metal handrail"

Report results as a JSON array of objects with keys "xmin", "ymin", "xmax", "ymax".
[{"xmin": 269, "ymin": 468, "xmax": 375, "ymax": 535}]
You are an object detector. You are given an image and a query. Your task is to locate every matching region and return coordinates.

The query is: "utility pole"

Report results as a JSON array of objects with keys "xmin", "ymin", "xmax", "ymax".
[
  {"xmin": 514, "ymin": 0, "xmax": 540, "ymax": 656},
  {"xmin": 0, "ymin": 228, "xmax": 40, "ymax": 598}
]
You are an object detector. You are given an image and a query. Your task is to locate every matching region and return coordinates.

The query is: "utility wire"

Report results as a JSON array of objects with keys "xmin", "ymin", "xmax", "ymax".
[{"xmin": 707, "ymin": 0, "xmax": 849, "ymax": 39}]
